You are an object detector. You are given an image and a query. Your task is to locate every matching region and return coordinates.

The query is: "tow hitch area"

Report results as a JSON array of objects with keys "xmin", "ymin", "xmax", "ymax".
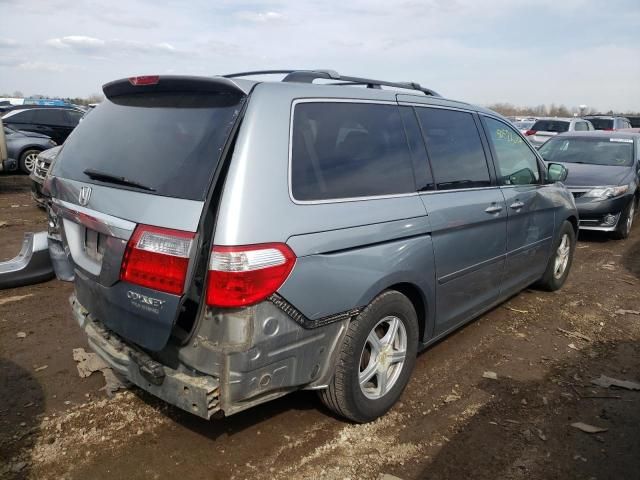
[
  {"xmin": 129, "ymin": 349, "xmax": 166, "ymax": 386},
  {"xmin": 72, "ymin": 297, "xmax": 222, "ymax": 419},
  {"xmin": 0, "ymin": 231, "xmax": 54, "ymax": 289}
]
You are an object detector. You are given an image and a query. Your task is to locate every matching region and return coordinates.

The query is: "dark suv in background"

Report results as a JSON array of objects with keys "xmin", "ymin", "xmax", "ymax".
[
  {"xmin": 584, "ymin": 115, "xmax": 632, "ymax": 131},
  {"xmin": 2, "ymin": 106, "xmax": 84, "ymax": 144}
]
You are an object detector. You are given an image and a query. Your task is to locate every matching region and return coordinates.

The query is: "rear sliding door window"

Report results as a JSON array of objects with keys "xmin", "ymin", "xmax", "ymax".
[
  {"xmin": 52, "ymin": 92, "xmax": 244, "ymax": 201},
  {"xmin": 291, "ymin": 102, "xmax": 415, "ymax": 201},
  {"xmin": 415, "ymin": 108, "xmax": 491, "ymax": 190}
]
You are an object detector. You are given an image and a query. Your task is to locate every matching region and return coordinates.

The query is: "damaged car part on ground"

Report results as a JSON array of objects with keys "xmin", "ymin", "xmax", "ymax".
[
  {"xmin": 0, "ymin": 231, "xmax": 55, "ymax": 289},
  {"xmin": 45, "ymin": 70, "xmax": 578, "ymax": 423}
]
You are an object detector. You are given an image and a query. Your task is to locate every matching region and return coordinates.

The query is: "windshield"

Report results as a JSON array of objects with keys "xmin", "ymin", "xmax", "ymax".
[
  {"xmin": 531, "ymin": 120, "xmax": 570, "ymax": 133},
  {"xmin": 538, "ymin": 136, "xmax": 635, "ymax": 167},
  {"xmin": 51, "ymin": 92, "xmax": 244, "ymax": 200},
  {"xmin": 587, "ymin": 118, "xmax": 614, "ymax": 130}
]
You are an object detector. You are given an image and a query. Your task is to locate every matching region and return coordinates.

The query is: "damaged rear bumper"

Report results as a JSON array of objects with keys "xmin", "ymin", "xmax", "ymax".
[
  {"xmin": 71, "ymin": 296, "xmax": 221, "ymax": 419},
  {"xmin": 70, "ymin": 293, "xmax": 350, "ymax": 420}
]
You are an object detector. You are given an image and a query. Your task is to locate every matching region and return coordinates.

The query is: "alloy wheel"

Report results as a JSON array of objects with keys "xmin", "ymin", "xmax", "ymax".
[
  {"xmin": 553, "ymin": 233, "xmax": 571, "ymax": 279},
  {"xmin": 359, "ymin": 316, "xmax": 407, "ymax": 400},
  {"xmin": 626, "ymin": 201, "xmax": 635, "ymax": 235},
  {"xmin": 23, "ymin": 152, "xmax": 38, "ymax": 173}
]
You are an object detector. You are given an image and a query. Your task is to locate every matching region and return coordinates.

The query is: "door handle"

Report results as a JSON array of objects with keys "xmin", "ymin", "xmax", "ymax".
[
  {"xmin": 485, "ymin": 205, "xmax": 503, "ymax": 214},
  {"xmin": 510, "ymin": 201, "xmax": 525, "ymax": 209}
]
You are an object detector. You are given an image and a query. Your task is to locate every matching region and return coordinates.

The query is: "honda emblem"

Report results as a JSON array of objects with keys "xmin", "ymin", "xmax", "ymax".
[{"xmin": 78, "ymin": 186, "xmax": 92, "ymax": 206}]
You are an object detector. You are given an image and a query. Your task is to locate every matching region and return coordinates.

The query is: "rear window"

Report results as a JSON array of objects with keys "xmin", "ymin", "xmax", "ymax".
[
  {"xmin": 531, "ymin": 120, "xmax": 570, "ymax": 133},
  {"xmin": 51, "ymin": 92, "xmax": 244, "ymax": 200},
  {"xmin": 587, "ymin": 118, "xmax": 614, "ymax": 130},
  {"xmin": 538, "ymin": 137, "xmax": 634, "ymax": 167},
  {"xmin": 291, "ymin": 102, "xmax": 415, "ymax": 201}
]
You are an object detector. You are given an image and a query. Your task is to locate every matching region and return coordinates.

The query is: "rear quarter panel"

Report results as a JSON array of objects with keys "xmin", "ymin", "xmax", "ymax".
[{"xmin": 215, "ymin": 84, "xmax": 436, "ymax": 338}]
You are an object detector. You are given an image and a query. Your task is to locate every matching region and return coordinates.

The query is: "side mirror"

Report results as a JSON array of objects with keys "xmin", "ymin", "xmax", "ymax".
[{"xmin": 547, "ymin": 163, "xmax": 568, "ymax": 183}]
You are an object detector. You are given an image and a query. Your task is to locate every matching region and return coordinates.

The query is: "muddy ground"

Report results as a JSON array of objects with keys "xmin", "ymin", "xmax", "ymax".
[{"xmin": 1, "ymin": 174, "xmax": 639, "ymax": 480}]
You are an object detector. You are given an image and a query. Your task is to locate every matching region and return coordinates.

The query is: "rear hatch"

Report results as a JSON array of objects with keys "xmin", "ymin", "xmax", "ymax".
[
  {"xmin": 48, "ymin": 76, "xmax": 248, "ymax": 351},
  {"xmin": 526, "ymin": 120, "xmax": 570, "ymax": 145}
]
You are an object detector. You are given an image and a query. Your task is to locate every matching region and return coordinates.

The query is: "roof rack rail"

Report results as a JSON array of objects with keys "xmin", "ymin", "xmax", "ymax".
[{"xmin": 222, "ymin": 69, "xmax": 440, "ymax": 97}]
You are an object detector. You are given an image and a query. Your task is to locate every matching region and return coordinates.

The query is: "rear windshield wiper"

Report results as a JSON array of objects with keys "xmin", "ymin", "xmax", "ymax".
[{"xmin": 83, "ymin": 168, "xmax": 155, "ymax": 192}]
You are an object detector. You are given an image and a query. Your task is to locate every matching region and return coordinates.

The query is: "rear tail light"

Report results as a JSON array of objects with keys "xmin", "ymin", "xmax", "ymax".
[
  {"xmin": 525, "ymin": 130, "xmax": 537, "ymax": 136},
  {"xmin": 128, "ymin": 75, "xmax": 160, "ymax": 86},
  {"xmin": 120, "ymin": 224, "xmax": 195, "ymax": 295},
  {"xmin": 603, "ymin": 128, "xmax": 614, "ymax": 131},
  {"xmin": 206, "ymin": 243, "xmax": 296, "ymax": 308}
]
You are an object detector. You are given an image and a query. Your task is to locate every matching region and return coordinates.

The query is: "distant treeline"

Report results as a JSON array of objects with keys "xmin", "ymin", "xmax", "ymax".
[
  {"xmin": 0, "ymin": 92, "xmax": 104, "ymax": 105},
  {"xmin": 487, "ymin": 103, "xmax": 640, "ymax": 118}
]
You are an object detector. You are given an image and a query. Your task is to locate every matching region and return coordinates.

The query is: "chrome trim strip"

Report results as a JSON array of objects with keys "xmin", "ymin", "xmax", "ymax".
[
  {"xmin": 287, "ymin": 98, "xmax": 411, "ymax": 205},
  {"xmin": 507, "ymin": 236, "xmax": 553, "ymax": 256},
  {"xmin": 52, "ymin": 198, "xmax": 136, "ymax": 240},
  {"xmin": 48, "ymin": 176, "xmax": 204, "ymax": 233},
  {"xmin": 569, "ymin": 186, "xmax": 611, "ymax": 191},
  {"xmin": 578, "ymin": 225, "xmax": 617, "ymax": 232},
  {"xmin": 438, "ymin": 253, "xmax": 506, "ymax": 285},
  {"xmin": 420, "ymin": 186, "xmax": 497, "ymax": 195}
]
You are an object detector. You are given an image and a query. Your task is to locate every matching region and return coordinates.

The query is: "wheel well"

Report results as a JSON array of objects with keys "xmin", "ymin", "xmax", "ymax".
[
  {"xmin": 19, "ymin": 147, "xmax": 42, "ymax": 159},
  {"xmin": 387, "ymin": 282, "xmax": 427, "ymax": 341},
  {"xmin": 566, "ymin": 215, "xmax": 578, "ymax": 234}
]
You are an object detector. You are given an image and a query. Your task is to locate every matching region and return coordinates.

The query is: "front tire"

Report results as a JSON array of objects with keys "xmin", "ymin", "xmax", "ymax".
[
  {"xmin": 19, "ymin": 149, "xmax": 40, "ymax": 174},
  {"xmin": 537, "ymin": 220, "xmax": 575, "ymax": 291},
  {"xmin": 611, "ymin": 198, "xmax": 636, "ymax": 240},
  {"xmin": 319, "ymin": 290, "xmax": 419, "ymax": 423}
]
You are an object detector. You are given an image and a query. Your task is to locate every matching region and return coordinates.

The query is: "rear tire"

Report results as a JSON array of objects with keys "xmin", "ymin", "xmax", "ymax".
[
  {"xmin": 611, "ymin": 198, "xmax": 636, "ymax": 240},
  {"xmin": 19, "ymin": 149, "xmax": 40, "ymax": 174},
  {"xmin": 318, "ymin": 290, "xmax": 419, "ymax": 423},
  {"xmin": 536, "ymin": 220, "xmax": 575, "ymax": 291}
]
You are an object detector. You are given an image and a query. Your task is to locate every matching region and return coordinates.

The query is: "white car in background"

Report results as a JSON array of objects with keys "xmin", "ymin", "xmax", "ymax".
[{"xmin": 524, "ymin": 117, "xmax": 594, "ymax": 148}]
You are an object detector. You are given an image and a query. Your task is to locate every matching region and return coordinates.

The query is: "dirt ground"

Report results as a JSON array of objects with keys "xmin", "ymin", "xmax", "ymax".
[{"xmin": 1, "ymin": 174, "xmax": 639, "ymax": 480}]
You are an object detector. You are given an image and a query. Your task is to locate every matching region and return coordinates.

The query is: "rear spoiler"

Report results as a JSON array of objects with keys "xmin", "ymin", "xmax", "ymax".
[{"xmin": 103, "ymin": 75, "xmax": 251, "ymax": 99}]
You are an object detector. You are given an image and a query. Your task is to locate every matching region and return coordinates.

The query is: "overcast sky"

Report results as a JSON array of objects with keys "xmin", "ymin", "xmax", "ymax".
[{"xmin": 1, "ymin": 0, "xmax": 639, "ymax": 111}]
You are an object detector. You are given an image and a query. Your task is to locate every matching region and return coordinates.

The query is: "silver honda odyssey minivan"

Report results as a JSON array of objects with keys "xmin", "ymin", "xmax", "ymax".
[{"xmin": 46, "ymin": 70, "xmax": 578, "ymax": 423}]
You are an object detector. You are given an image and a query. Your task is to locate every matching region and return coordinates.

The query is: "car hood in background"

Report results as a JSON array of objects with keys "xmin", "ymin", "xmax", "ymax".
[
  {"xmin": 551, "ymin": 162, "xmax": 632, "ymax": 187},
  {"xmin": 38, "ymin": 145, "xmax": 63, "ymax": 164},
  {"xmin": 17, "ymin": 130, "xmax": 53, "ymax": 140}
]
